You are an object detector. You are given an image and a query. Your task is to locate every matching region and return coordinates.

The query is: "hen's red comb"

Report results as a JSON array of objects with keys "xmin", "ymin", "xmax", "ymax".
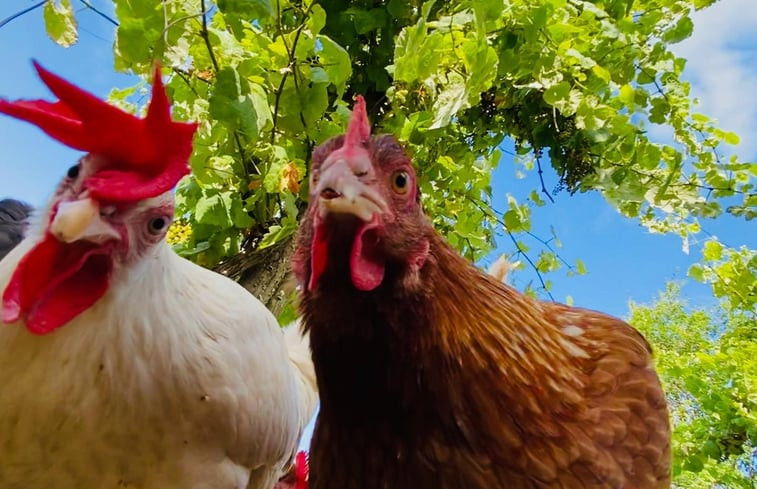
[
  {"xmin": 344, "ymin": 95, "xmax": 370, "ymax": 148},
  {"xmin": 0, "ymin": 61, "xmax": 198, "ymax": 202}
]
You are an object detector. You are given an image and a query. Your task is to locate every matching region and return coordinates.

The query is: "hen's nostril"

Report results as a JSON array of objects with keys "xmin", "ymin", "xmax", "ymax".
[
  {"xmin": 320, "ymin": 188, "xmax": 341, "ymax": 200},
  {"xmin": 354, "ymin": 170, "xmax": 368, "ymax": 177},
  {"xmin": 100, "ymin": 205, "xmax": 116, "ymax": 218}
]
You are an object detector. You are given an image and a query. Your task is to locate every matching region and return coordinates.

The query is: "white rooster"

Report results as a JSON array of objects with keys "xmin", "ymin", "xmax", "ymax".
[{"xmin": 0, "ymin": 62, "xmax": 317, "ymax": 489}]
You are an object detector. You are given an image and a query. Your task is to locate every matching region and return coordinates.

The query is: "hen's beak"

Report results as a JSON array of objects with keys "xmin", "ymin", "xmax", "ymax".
[
  {"xmin": 50, "ymin": 198, "xmax": 120, "ymax": 244},
  {"xmin": 315, "ymin": 157, "xmax": 387, "ymax": 222}
]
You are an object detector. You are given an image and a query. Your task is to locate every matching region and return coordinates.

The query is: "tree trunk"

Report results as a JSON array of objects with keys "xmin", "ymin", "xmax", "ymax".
[{"xmin": 213, "ymin": 234, "xmax": 297, "ymax": 318}]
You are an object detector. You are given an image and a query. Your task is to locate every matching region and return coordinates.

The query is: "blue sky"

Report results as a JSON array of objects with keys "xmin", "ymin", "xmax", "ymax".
[{"xmin": 0, "ymin": 0, "xmax": 755, "ymax": 320}]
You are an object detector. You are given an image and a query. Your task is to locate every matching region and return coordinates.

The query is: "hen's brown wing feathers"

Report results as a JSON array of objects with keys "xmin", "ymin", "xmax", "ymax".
[
  {"xmin": 541, "ymin": 304, "xmax": 671, "ymax": 488},
  {"xmin": 422, "ymin": 249, "xmax": 671, "ymax": 489}
]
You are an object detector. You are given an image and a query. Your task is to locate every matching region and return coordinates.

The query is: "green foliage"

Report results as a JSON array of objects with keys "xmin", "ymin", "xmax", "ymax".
[
  {"xmin": 43, "ymin": 0, "xmax": 78, "ymax": 47},
  {"xmin": 630, "ymin": 284, "xmax": 757, "ymax": 488},
  {"xmin": 40, "ymin": 0, "xmax": 755, "ymax": 303},
  {"xmin": 689, "ymin": 239, "xmax": 757, "ymax": 315}
]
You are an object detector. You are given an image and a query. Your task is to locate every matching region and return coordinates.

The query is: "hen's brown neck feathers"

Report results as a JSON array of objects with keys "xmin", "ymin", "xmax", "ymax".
[{"xmin": 301, "ymin": 226, "xmax": 586, "ymax": 428}]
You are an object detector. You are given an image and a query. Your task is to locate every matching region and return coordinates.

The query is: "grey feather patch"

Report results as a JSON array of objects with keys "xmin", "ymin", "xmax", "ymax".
[{"xmin": 0, "ymin": 198, "xmax": 33, "ymax": 260}]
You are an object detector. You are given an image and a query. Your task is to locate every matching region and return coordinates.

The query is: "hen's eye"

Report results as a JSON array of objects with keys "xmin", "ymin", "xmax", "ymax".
[
  {"xmin": 391, "ymin": 171, "xmax": 410, "ymax": 194},
  {"xmin": 67, "ymin": 164, "xmax": 80, "ymax": 179},
  {"xmin": 148, "ymin": 217, "xmax": 170, "ymax": 235}
]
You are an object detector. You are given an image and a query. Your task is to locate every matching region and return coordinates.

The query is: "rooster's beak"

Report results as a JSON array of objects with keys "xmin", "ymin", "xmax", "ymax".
[
  {"xmin": 314, "ymin": 156, "xmax": 387, "ymax": 222},
  {"xmin": 50, "ymin": 197, "xmax": 120, "ymax": 244}
]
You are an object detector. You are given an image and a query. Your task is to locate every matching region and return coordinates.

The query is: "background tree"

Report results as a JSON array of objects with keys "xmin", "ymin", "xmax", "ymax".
[
  {"xmin": 630, "ymin": 279, "xmax": 756, "ymax": 488},
  {"xmin": 35, "ymin": 0, "xmax": 756, "ymax": 320}
]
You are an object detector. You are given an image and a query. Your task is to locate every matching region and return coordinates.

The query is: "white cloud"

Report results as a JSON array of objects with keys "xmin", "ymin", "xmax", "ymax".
[{"xmin": 671, "ymin": 0, "xmax": 757, "ymax": 160}]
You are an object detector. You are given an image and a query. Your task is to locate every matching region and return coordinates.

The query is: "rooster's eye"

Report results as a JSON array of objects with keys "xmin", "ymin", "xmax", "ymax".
[
  {"xmin": 67, "ymin": 164, "xmax": 80, "ymax": 179},
  {"xmin": 391, "ymin": 171, "xmax": 410, "ymax": 194},
  {"xmin": 148, "ymin": 217, "xmax": 170, "ymax": 235}
]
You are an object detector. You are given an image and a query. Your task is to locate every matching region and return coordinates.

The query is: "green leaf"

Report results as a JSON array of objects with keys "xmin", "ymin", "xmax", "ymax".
[
  {"xmin": 503, "ymin": 209, "xmax": 521, "ymax": 231},
  {"xmin": 619, "ymin": 84, "xmax": 635, "ymax": 108},
  {"xmin": 682, "ymin": 454, "xmax": 704, "ymax": 473},
  {"xmin": 195, "ymin": 191, "xmax": 232, "ymax": 227},
  {"xmin": 394, "ymin": 28, "xmax": 443, "ymax": 83},
  {"xmin": 248, "ymin": 82, "xmax": 273, "ymax": 132},
  {"xmin": 437, "ymin": 155, "xmax": 460, "ymax": 171},
  {"xmin": 462, "ymin": 37, "xmax": 498, "ymax": 103},
  {"xmin": 259, "ymin": 220, "xmax": 297, "ymax": 249},
  {"xmin": 343, "ymin": 7, "xmax": 387, "ymax": 35},
  {"xmin": 420, "ymin": 0, "xmax": 436, "ymax": 19},
  {"xmin": 472, "ymin": 0, "xmax": 505, "ymax": 23},
  {"xmin": 392, "ymin": 0, "xmax": 438, "ymax": 84},
  {"xmin": 387, "ymin": 0, "xmax": 412, "ymax": 18},
  {"xmin": 591, "ymin": 65, "xmax": 611, "ymax": 83},
  {"xmin": 300, "ymin": 83, "xmax": 330, "ymax": 128},
  {"xmin": 535, "ymin": 251, "xmax": 560, "ymax": 273},
  {"xmin": 209, "ymin": 67, "xmax": 263, "ymax": 139},
  {"xmin": 230, "ymin": 193, "xmax": 255, "ymax": 228},
  {"xmin": 217, "ymin": 0, "xmax": 274, "ymax": 20},
  {"xmin": 703, "ymin": 240, "xmax": 723, "ymax": 262},
  {"xmin": 543, "ymin": 81, "xmax": 570, "ymax": 106},
  {"xmin": 43, "ymin": 0, "xmax": 78, "ymax": 47},
  {"xmin": 317, "ymin": 35, "xmax": 352, "ymax": 96},
  {"xmin": 529, "ymin": 190, "xmax": 545, "ymax": 207},
  {"xmin": 663, "ymin": 16, "xmax": 694, "ymax": 43},
  {"xmin": 722, "ymin": 131, "xmax": 740, "ymax": 145},
  {"xmin": 649, "ymin": 97, "xmax": 670, "ymax": 124},
  {"xmin": 308, "ymin": 4, "xmax": 327, "ymax": 35}
]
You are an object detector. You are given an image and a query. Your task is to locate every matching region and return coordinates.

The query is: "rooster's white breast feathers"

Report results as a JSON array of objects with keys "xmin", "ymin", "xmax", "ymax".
[{"xmin": 0, "ymin": 237, "xmax": 313, "ymax": 489}]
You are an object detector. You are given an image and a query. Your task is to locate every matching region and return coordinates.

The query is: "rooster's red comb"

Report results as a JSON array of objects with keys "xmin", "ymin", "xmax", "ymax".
[{"xmin": 0, "ymin": 61, "xmax": 198, "ymax": 202}]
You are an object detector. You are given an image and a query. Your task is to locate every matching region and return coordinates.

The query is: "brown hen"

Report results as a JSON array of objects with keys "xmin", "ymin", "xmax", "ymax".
[{"xmin": 292, "ymin": 96, "xmax": 671, "ymax": 489}]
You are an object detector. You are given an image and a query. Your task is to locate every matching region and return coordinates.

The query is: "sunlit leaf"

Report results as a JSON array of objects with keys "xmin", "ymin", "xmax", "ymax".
[{"xmin": 43, "ymin": 0, "xmax": 78, "ymax": 47}]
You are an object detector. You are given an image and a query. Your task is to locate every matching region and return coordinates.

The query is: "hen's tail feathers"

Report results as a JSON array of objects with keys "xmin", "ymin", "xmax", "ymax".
[
  {"xmin": 0, "ymin": 198, "xmax": 33, "ymax": 261},
  {"xmin": 283, "ymin": 319, "xmax": 318, "ymax": 434}
]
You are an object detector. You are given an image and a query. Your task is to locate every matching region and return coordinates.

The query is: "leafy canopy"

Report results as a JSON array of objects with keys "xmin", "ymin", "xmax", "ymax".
[{"xmin": 41, "ymin": 0, "xmax": 755, "ymax": 304}]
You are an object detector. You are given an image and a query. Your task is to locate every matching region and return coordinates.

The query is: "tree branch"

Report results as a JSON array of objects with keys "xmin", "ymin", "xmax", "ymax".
[
  {"xmin": 505, "ymin": 228, "xmax": 555, "ymax": 301},
  {"xmin": 162, "ymin": 10, "xmax": 210, "ymax": 46},
  {"xmin": 271, "ymin": 69, "xmax": 290, "ymax": 144},
  {"xmin": 0, "ymin": 1, "xmax": 46, "ymax": 31},
  {"xmin": 535, "ymin": 153, "xmax": 555, "ymax": 203},
  {"xmin": 171, "ymin": 67, "xmax": 198, "ymax": 96},
  {"xmin": 526, "ymin": 231, "xmax": 576, "ymax": 273},
  {"xmin": 639, "ymin": 65, "xmax": 725, "ymax": 168},
  {"xmin": 465, "ymin": 196, "xmax": 556, "ymax": 301},
  {"xmin": 271, "ymin": 0, "xmax": 315, "ymax": 145},
  {"xmin": 197, "ymin": 0, "xmax": 252, "ymax": 177},
  {"xmin": 77, "ymin": 0, "xmax": 118, "ymax": 26},
  {"xmin": 599, "ymin": 158, "xmax": 754, "ymax": 197},
  {"xmin": 199, "ymin": 0, "xmax": 219, "ymax": 72}
]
